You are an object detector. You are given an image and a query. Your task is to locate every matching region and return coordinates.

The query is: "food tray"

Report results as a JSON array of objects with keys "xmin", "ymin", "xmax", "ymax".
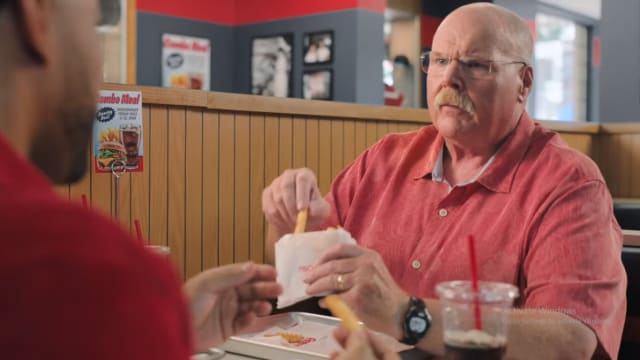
[{"xmin": 219, "ymin": 312, "xmax": 413, "ymax": 360}]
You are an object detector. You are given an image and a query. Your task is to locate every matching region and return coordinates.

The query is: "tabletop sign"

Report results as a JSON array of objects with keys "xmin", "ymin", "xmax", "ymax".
[{"xmin": 94, "ymin": 90, "xmax": 144, "ymax": 173}]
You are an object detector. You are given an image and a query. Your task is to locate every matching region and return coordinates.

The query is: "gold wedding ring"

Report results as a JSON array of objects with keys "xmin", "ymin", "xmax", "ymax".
[{"xmin": 336, "ymin": 274, "xmax": 345, "ymax": 292}]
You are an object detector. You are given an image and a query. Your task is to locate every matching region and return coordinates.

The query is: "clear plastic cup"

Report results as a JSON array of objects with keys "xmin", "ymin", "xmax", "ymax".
[{"xmin": 436, "ymin": 281, "xmax": 518, "ymax": 360}]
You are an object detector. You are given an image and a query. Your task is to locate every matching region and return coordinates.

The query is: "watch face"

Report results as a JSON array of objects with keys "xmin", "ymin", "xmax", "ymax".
[{"xmin": 409, "ymin": 317, "xmax": 427, "ymax": 333}]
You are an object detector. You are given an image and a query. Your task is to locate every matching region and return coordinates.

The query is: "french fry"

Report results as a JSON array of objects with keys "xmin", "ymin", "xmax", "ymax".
[
  {"xmin": 325, "ymin": 294, "xmax": 362, "ymax": 333},
  {"xmin": 294, "ymin": 208, "xmax": 308, "ymax": 234}
]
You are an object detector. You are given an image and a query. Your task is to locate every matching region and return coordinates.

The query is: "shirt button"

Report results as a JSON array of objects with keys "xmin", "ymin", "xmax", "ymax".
[
  {"xmin": 438, "ymin": 208, "xmax": 448, "ymax": 217},
  {"xmin": 412, "ymin": 260, "xmax": 421, "ymax": 269}
]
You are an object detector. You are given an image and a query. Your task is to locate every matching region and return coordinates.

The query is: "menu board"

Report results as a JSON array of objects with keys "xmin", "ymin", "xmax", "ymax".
[
  {"xmin": 162, "ymin": 33, "xmax": 211, "ymax": 90},
  {"xmin": 94, "ymin": 90, "xmax": 144, "ymax": 173}
]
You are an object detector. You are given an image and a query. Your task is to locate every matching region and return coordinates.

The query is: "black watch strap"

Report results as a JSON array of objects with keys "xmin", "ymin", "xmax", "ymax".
[{"xmin": 402, "ymin": 296, "xmax": 431, "ymax": 345}]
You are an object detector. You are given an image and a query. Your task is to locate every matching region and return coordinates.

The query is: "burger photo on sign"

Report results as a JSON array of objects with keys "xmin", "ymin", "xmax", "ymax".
[{"xmin": 96, "ymin": 141, "xmax": 126, "ymax": 170}]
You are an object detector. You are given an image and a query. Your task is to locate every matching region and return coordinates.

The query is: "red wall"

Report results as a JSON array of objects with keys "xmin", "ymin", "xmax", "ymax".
[{"xmin": 137, "ymin": 0, "xmax": 384, "ymax": 25}]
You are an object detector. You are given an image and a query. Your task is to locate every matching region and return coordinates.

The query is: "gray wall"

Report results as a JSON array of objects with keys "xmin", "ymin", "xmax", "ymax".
[
  {"xmin": 234, "ymin": 10, "xmax": 384, "ymax": 104},
  {"xmin": 599, "ymin": 0, "xmax": 640, "ymax": 122},
  {"xmin": 137, "ymin": 10, "xmax": 384, "ymax": 105},
  {"xmin": 137, "ymin": 12, "xmax": 235, "ymax": 92}
]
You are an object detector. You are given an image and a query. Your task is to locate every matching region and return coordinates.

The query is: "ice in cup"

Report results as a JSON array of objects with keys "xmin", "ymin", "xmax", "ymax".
[{"xmin": 436, "ymin": 281, "xmax": 518, "ymax": 360}]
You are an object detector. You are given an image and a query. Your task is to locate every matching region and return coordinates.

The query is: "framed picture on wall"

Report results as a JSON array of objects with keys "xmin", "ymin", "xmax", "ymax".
[
  {"xmin": 251, "ymin": 33, "xmax": 293, "ymax": 97},
  {"xmin": 302, "ymin": 69, "xmax": 333, "ymax": 100},
  {"xmin": 303, "ymin": 31, "xmax": 333, "ymax": 65}
]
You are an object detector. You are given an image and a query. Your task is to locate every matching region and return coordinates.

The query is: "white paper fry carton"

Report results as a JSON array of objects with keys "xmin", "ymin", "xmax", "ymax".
[{"xmin": 275, "ymin": 229, "xmax": 356, "ymax": 309}]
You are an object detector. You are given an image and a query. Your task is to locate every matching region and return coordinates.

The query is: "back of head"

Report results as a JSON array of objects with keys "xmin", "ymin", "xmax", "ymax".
[{"xmin": 0, "ymin": 0, "xmax": 103, "ymax": 185}]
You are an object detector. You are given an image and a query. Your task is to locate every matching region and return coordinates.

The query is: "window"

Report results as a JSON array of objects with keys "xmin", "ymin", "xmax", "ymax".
[
  {"xmin": 97, "ymin": 0, "xmax": 128, "ymax": 83},
  {"xmin": 529, "ymin": 13, "xmax": 588, "ymax": 121}
]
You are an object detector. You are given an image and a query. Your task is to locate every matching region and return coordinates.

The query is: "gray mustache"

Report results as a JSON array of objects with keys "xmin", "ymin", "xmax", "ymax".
[{"xmin": 434, "ymin": 88, "xmax": 475, "ymax": 115}]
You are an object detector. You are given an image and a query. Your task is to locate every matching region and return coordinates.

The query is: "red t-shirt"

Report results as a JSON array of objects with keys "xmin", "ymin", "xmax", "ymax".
[
  {"xmin": 0, "ymin": 134, "xmax": 192, "ymax": 359},
  {"xmin": 325, "ymin": 112, "xmax": 626, "ymax": 358}
]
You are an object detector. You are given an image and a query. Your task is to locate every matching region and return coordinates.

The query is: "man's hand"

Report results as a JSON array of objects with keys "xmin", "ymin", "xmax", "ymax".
[
  {"xmin": 303, "ymin": 243, "xmax": 409, "ymax": 339},
  {"xmin": 183, "ymin": 262, "xmax": 282, "ymax": 351},
  {"xmin": 262, "ymin": 168, "xmax": 330, "ymax": 236},
  {"xmin": 330, "ymin": 327, "xmax": 400, "ymax": 360}
]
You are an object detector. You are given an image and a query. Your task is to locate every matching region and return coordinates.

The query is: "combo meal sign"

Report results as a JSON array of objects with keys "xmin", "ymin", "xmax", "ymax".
[{"xmin": 94, "ymin": 90, "xmax": 144, "ymax": 173}]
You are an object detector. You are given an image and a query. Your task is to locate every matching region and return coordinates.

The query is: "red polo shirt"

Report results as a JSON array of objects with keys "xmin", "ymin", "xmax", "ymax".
[
  {"xmin": 0, "ymin": 134, "xmax": 191, "ymax": 359},
  {"xmin": 325, "ymin": 112, "xmax": 626, "ymax": 358}
]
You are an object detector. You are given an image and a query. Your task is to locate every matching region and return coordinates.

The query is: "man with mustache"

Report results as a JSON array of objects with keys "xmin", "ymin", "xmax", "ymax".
[
  {"xmin": 263, "ymin": 3, "xmax": 625, "ymax": 359},
  {"xmin": 0, "ymin": 0, "xmax": 284, "ymax": 358}
]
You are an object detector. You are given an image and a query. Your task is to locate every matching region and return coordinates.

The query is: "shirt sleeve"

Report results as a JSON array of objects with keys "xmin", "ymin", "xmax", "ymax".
[
  {"xmin": 2, "ymin": 208, "xmax": 192, "ymax": 360},
  {"xmin": 324, "ymin": 140, "xmax": 380, "ymax": 227},
  {"xmin": 522, "ymin": 179, "xmax": 626, "ymax": 359}
]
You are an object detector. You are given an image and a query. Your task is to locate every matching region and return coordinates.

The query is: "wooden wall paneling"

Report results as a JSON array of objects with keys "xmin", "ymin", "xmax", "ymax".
[
  {"xmin": 397, "ymin": 123, "xmax": 421, "ymax": 133},
  {"xmin": 131, "ymin": 104, "xmax": 151, "ymax": 241},
  {"xmin": 235, "ymin": 113, "xmax": 251, "ymax": 263},
  {"xmin": 149, "ymin": 105, "xmax": 168, "ymax": 248},
  {"xmin": 279, "ymin": 116, "xmax": 293, "ymax": 173},
  {"xmin": 592, "ymin": 134, "xmax": 609, "ymax": 191},
  {"xmin": 114, "ymin": 172, "xmax": 132, "ymax": 230},
  {"xmin": 331, "ymin": 119, "xmax": 345, "ymax": 179},
  {"xmin": 202, "ymin": 111, "xmax": 220, "ymax": 268},
  {"xmin": 218, "ymin": 112, "xmax": 235, "ymax": 265},
  {"xmin": 293, "ymin": 116, "xmax": 307, "ymax": 169},
  {"xmin": 185, "ymin": 109, "xmax": 203, "ymax": 278},
  {"xmin": 343, "ymin": 120, "xmax": 356, "ymax": 166},
  {"xmin": 365, "ymin": 121, "xmax": 378, "ymax": 148},
  {"xmin": 318, "ymin": 119, "xmax": 333, "ymax": 195},
  {"xmin": 168, "ymin": 107, "xmax": 186, "ymax": 278},
  {"xmin": 91, "ymin": 156, "xmax": 113, "ymax": 216},
  {"xmin": 54, "ymin": 185, "xmax": 70, "ymax": 200},
  {"xmin": 69, "ymin": 149, "xmax": 93, "ymax": 208},
  {"xmin": 306, "ymin": 118, "xmax": 320, "ymax": 177},
  {"xmin": 632, "ymin": 135, "xmax": 640, "ymax": 197},
  {"xmin": 608, "ymin": 135, "xmax": 621, "ymax": 197},
  {"xmin": 249, "ymin": 114, "xmax": 266, "ymax": 264},
  {"xmin": 622, "ymin": 135, "xmax": 636, "ymax": 197},
  {"xmin": 354, "ymin": 121, "xmax": 367, "ymax": 157},
  {"xmin": 376, "ymin": 121, "xmax": 390, "ymax": 141},
  {"xmin": 559, "ymin": 133, "xmax": 592, "ymax": 157},
  {"xmin": 263, "ymin": 115, "xmax": 279, "ymax": 264}
]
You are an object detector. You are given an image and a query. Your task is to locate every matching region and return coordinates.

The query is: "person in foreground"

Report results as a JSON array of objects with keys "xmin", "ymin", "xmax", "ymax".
[
  {"xmin": 263, "ymin": 3, "xmax": 626, "ymax": 359},
  {"xmin": 0, "ymin": 0, "xmax": 286, "ymax": 358},
  {"xmin": 0, "ymin": 0, "xmax": 386, "ymax": 358}
]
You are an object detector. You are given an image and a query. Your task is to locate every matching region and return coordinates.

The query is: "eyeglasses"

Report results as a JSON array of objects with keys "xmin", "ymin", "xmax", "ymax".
[{"xmin": 420, "ymin": 50, "xmax": 528, "ymax": 80}]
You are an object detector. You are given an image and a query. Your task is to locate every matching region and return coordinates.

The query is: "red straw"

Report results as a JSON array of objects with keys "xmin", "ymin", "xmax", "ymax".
[
  {"xmin": 81, "ymin": 194, "xmax": 88, "ymax": 209},
  {"xmin": 134, "ymin": 219, "xmax": 144, "ymax": 244},
  {"xmin": 467, "ymin": 235, "xmax": 483, "ymax": 330}
]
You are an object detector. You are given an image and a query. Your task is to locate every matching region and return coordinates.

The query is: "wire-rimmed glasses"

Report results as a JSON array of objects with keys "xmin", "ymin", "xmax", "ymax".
[{"xmin": 420, "ymin": 50, "xmax": 528, "ymax": 80}]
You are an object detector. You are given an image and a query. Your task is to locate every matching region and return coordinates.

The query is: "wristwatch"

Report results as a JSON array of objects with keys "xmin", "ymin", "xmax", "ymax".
[{"xmin": 401, "ymin": 296, "xmax": 432, "ymax": 345}]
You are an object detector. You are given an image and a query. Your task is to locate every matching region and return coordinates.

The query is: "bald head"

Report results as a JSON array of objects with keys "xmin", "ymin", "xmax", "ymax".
[{"xmin": 439, "ymin": 3, "xmax": 533, "ymax": 63}]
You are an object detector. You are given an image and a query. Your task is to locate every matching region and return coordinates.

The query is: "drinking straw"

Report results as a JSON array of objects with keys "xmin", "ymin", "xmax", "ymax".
[
  {"xmin": 134, "ymin": 219, "xmax": 144, "ymax": 244},
  {"xmin": 81, "ymin": 194, "xmax": 88, "ymax": 209},
  {"xmin": 294, "ymin": 208, "xmax": 308, "ymax": 234},
  {"xmin": 468, "ymin": 235, "xmax": 483, "ymax": 330}
]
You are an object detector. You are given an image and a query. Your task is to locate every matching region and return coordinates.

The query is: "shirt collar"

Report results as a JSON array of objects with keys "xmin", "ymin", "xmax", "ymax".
[
  {"xmin": 475, "ymin": 112, "xmax": 535, "ymax": 193},
  {"xmin": 412, "ymin": 112, "xmax": 535, "ymax": 194}
]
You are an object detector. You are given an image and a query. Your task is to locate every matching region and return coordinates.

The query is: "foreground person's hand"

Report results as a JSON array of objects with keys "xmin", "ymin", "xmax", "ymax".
[
  {"xmin": 304, "ymin": 243, "xmax": 409, "ymax": 339},
  {"xmin": 331, "ymin": 327, "xmax": 400, "ymax": 360},
  {"xmin": 262, "ymin": 168, "xmax": 330, "ymax": 235},
  {"xmin": 184, "ymin": 262, "xmax": 282, "ymax": 351}
]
